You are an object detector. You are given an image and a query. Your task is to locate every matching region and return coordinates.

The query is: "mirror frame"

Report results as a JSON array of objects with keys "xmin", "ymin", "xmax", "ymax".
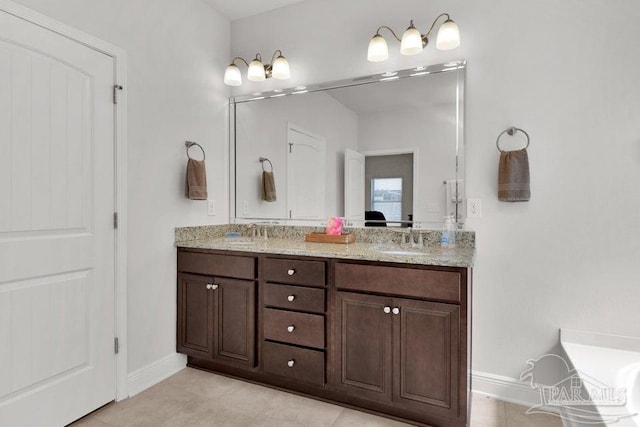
[{"xmin": 228, "ymin": 60, "xmax": 466, "ymax": 229}]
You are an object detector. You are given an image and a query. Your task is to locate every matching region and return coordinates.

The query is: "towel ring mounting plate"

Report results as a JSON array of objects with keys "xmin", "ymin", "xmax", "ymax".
[{"xmin": 496, "ymin": 127, "xmax": 530, "ymax": 153}]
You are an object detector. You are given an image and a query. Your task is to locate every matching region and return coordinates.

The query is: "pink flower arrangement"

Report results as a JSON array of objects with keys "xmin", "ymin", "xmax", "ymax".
[{"xmin": 325, "ymin": 217, "xmax": 343, "ymax": 235}]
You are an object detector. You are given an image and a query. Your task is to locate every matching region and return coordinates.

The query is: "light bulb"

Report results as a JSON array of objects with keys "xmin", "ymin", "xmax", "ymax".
[
  {"xmin": 223, "ymin": 64, "xmax": 242, "ymax": 86},
  {"xmin": 400, "ymin": 23, "xmax": 423, "ymax": 55},
  {"xmin": 247, "ymin": 59, "xmax": 266, "ymax": 81},
  {"xmin": 271, "ymin": 55, "xmax": 290, "ymax": 80},
  {"xmin": 367, "ymin": 34, "xmax": 389, "ymax": 62},
  {"xmin": 436, "ymin": 19, "xmax": 460, "ymax": 50}
]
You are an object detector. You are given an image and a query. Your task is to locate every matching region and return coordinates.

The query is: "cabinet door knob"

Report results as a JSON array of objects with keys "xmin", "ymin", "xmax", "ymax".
[
  {"xmin": 383, "ymin": 306, "xmax": 391, "ymax": 314},
  {"xmin": 392, "ymin": 307, "xmax": 400, "ymax": 315},
  {"xmin": 287, "ymin": 269, "xmax": 296, "ymax": 276},
  {"xmin": 287, "ymin": 359, "xmax": 295, "ymax": 368},
  {"xmin": 211, "ymin": 284, "xmax": 219, "ymax": 290},
  {"xmin": 287, "ymin": 325, "xmax": 295, "ymax": 333},
  {"xmin": 206, "ymin": 284, "xmax": 213, "ymax": 290},
  {"xmin": 287, "ymin": 295, "xmax": 295, "ymax": 302}
]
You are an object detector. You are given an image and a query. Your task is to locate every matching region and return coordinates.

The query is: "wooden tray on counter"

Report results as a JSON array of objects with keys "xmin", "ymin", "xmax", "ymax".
[{"xmin": 304, "ymin": 232, "xmax": 355, "ymax": 244}]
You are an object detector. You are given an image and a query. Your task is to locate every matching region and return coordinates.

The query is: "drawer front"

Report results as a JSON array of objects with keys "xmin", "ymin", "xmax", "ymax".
[
  {"xmin": 262, "ymin": 341, "xmax": 325, "ymax": 385},
  {"xmin": 263, "ymin": 283, "xmax": 325, "ymax": 314},
  {"xmin": 178, "ymin": 251, "xmax": 256, "ymax": 279},
  {"xmin": 264, "ymin": 308, "xmax": 325, "ymax": 349},
  {"xmin": 263, "ymin": 258, "xmax": 325, "ymax": 287},
  {"xmin": 334, "ymin": 262, "xmax": 461, "ymax": 303}
]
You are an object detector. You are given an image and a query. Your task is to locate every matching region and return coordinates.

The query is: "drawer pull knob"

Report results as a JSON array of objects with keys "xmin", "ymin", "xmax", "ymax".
[
  {"xmin": 287, "ymin": 325, "xmax": 295, "ymax": 333},
  {"xmin": 383, "ymin": 306, "xmax": 391, "ymax": 314},
  {"xmin": 287, "ymin": 295, "xmax": 296, "ymax": 302},
  {"xmin": 287, "ymin": 269, "xmax": 296, "ymax": 276},
  {"xmin": 287, "ymin": 359, "xmax": 295, "ymax": 368},
  {"xmin": 392, "ymin": 307, "xmax": 400, "ymax": 315}
]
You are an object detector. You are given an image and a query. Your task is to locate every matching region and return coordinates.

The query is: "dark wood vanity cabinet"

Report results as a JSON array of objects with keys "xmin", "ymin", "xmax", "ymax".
[
  {"xmin": 177, "ymin": 248, "xmax": 471, "ymax": 427},
  {"xmin": 177, "ymin": 250, "xmax": 257, "ymax": 368},
  {"xmin": 261, "ymin": 257, "xmax": 327, "ymax": 386},
  {"xmin": 334, "ymin": 291, "xmax": 460, "ymax": 417}
]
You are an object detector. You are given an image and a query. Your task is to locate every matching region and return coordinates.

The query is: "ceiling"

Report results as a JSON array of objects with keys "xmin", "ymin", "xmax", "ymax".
[
  {"xmin": 203, "ymin": 0, "xmax": 305, "ymax": 21},
  {"xmin": 327, "ymin": 71, "xmax": 458, "ymax": 115}
]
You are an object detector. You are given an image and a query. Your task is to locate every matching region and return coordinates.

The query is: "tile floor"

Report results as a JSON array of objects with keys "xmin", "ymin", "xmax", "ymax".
[{"xmin": 69, "ymin": 368, "xmax": 564, "ymax": 427}]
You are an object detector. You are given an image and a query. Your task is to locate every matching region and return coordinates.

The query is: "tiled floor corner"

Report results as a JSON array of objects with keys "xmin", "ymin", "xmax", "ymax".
[{"xmin": 69, "ymin": 368, "xmax": 564, "ymax": 427}]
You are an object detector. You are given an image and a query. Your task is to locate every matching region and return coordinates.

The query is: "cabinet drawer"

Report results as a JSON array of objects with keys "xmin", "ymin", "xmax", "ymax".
[
  {"xmin": 178, "ymin": 251, "xmax": 256, "ymax": 279},
  {"xmin": 263, "ymin": 341, "xmax": 325, "ymax": 385},
  {"xmin": 263, "ymin": 283, "xmax": 325, "ymax": 314},
  {"xmin": 335, "ymin": 262, "xmax": 461, "ymax": 304},
  {"xmin": 264, "ymin": 308, "xmax": 325, "ymax": 349},
  {"xmin": 263, "ymin": 258, "xmax": 325, "ymax": 287}
]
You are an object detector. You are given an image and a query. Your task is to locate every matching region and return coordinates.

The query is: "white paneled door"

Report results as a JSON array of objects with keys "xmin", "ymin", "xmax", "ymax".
[
  {"xmin": 286, "ymin": 124, "xmax": 326, "ymax": 220},
  {"xmin": 0, "ymin": 9, "xmax": 116, "ymax": 427},
  {"xmin": 344, "ymin": 149, "xmax": 365, "ymax": 222}
]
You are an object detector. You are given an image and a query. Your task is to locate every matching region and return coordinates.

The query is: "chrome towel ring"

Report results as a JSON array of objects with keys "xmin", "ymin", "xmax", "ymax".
[
  {"xmin": 259, "ymin": 157, "xmax": 273, "ymax": 172},
  {"xmin": 496, "ymin": 127, "xmax": 530, "ymax": 152},
  {"xmin": 185, "ymin": 141, "xmax": 205, "ymax": 160}
]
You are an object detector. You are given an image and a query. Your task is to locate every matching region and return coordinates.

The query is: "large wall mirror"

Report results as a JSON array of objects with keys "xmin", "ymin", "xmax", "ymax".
[{"xmin": 230, "ymin": 60, "xmax": 466, "ymax": 229}]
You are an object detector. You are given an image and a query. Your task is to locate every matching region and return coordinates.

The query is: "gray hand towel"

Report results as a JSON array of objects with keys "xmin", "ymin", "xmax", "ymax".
[
  {"xmin": 185, "ymin": 158, "xmax": 208, "ymax": 200},
  {"xmin": 498, "ymin": 149, "xmax": 530, "ymax": 202},
  {"xmin": 262, "ymin": 171, "xmax": 277, "ymax": 202}
]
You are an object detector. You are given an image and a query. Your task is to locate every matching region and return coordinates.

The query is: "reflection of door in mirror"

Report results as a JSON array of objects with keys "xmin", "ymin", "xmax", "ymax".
[
  {"xmin": 344, "ymin": 149, "xmax": 365, "ymax": 222},
  {"xmin": 286, "ymin": 123, "xmax": 326, "ymax": 219},
  {"xmin": 365, "ymin": 153, "xmax": 414, "ymax": 227}
]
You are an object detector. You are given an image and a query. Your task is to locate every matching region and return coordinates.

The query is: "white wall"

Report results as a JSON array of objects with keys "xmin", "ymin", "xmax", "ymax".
[
  {"xmin": 235, "ymin": 91, "xmax": 357, "ymax": 219},
  {"xmin": 231, "ymin": 0, "xmax": 640, "ymax": 397},
  {"xmin": 12, "ymin": 0, "xmax": 231, "ymax": 376}
]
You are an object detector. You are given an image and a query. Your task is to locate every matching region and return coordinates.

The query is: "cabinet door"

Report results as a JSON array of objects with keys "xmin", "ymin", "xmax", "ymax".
[
  {"xmin": 214, "ymin": 277, "xmax": 256, "ymax": 367},
  {"xmin": 392, "ymin": 298, "xmax": 460, "ymax": 417},
  {"xmin": 333, "ymin": 292, "xmax": 392, "ymax": 403},
  {"xmin": 177, "ymin": 273, "xmax": 213, "ymax": 359}
]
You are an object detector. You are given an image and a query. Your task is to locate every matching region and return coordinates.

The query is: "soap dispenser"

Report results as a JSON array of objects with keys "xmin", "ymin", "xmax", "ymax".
[{"xmin": 441, "ymin": 215, "xmax": 456, "ymax": 248}]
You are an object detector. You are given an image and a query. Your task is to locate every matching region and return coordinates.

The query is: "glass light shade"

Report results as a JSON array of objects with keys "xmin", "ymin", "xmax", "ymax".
[
  {"xmin": 247, "ymin": 59, "xmax": 266, "ymax": 81},
  {"xmin": 223, "ymin": 64, "xmax": 242, "ymax": 86},
  {"xmin": 436, "ymin": 19, "xmax": 460, "ymax": 50},
  {"xmin": 271, "ymin": 55, "xmax": 290, "ymax": 80},
  {"xmin": 400, "ymin": 26, "xmax": 423, "ymax": 55},
  {"xmin": 367, "ymin": 35, "xmax": 389, "ymax": 62}
]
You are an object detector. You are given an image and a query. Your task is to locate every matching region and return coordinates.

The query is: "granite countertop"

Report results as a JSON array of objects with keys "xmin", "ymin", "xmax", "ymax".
[{"xmin": 176, "ymin": 237, "xmax": 475, "ymax": 268}]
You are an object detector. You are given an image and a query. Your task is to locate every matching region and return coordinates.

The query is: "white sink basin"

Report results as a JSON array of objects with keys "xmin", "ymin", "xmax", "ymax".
[
  {"xmin": 224, "ymin": 238, "xmax": 255, "ymax": 245},
  {"xmin": 379, "ymin": 250, "xmax": 429, "ymax": 256}
]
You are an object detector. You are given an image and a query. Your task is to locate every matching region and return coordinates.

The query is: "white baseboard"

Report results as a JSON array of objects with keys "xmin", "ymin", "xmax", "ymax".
[
  {"xmin": 126, "ymin": 353, "xmax": 187, "ymax": 398},
  {"xmin": 472, "ymin": 370, "xmax": 558, "ymax": 412}
]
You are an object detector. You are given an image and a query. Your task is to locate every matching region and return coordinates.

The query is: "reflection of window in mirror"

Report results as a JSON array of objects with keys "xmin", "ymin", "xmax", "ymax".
[{"xmin": 371, "ymin": 178, "xmax": 403, "ymax": 222}]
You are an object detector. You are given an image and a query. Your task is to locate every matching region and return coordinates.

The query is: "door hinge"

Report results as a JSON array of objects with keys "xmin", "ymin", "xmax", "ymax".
[
  {"xmin": 113, "ymin": 85, "xmax": 123, "ymax": 104},
  {"xmin": 114, "ymin": 337, "xmax": 119, "ymax": 354},
  {"xmin": 113, "ymin": 212, "xmax": 118, "ymax": 229}
]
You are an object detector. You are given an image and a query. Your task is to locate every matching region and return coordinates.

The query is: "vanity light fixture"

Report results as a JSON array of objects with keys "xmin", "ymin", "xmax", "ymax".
[
  {"xmin": 224, "ymin": 50, "xmax": 290, "ymax": 86},
  {"xmin": 367, "ymin": 13, "xmax": 460, "ymax": 62}
]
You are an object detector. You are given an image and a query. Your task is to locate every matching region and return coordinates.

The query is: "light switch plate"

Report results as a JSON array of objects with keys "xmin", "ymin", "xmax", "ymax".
[{"xmin": 467, "ymin": 198, "xmax": 482, "ymax": 218}]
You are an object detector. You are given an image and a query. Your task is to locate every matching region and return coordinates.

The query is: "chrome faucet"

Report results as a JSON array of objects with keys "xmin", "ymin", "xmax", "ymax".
[
  {"xmin": 247, "ymin": 223, "xmax": 257, "ymax": 238},
  {"xmin": 404, "ymin": 227, "xmax": 423, "ymax": 247}
]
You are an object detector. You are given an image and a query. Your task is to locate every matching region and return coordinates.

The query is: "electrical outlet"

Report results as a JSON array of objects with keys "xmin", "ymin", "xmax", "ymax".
[
  {"xmin": 207, "ymin": 200, "xmax": 216, "ymax": 216},
  {"xmin": 467, "ymin": 198, "xmax": 482, "ymax": 218}
]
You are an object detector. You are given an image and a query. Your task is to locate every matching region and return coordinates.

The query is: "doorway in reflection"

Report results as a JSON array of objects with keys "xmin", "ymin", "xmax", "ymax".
[{"xmin": 365, "ymin": 153, "xmax": 414, "ymax": 227}]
